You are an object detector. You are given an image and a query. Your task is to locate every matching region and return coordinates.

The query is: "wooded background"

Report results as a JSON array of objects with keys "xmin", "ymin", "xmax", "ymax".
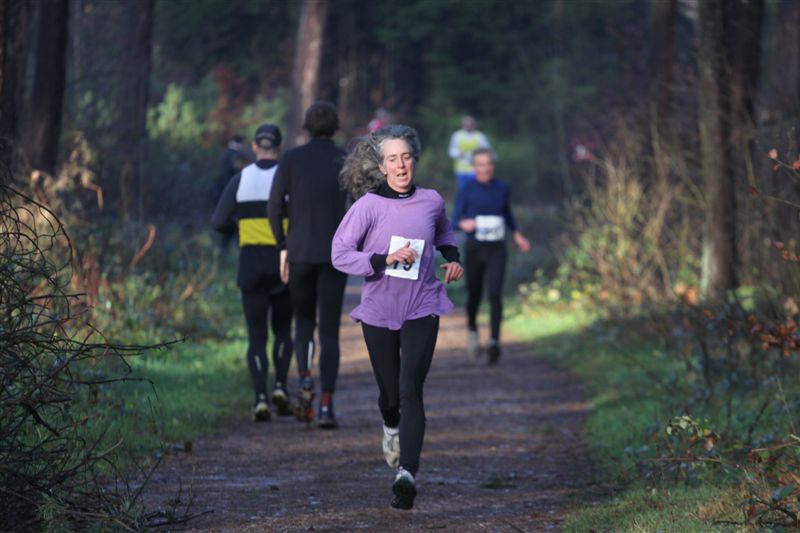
[{"xmin": 2, "ymin": 0, "xmax": 799, "ymax": 304}]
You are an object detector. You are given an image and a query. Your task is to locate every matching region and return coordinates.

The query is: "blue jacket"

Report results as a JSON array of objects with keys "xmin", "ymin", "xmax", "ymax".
[{"xmin": 451, "ymin": 178, "xmax": 518, "ymax": 242}]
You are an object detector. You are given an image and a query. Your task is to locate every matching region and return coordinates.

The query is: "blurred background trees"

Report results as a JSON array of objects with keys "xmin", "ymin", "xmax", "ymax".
[
  {"xmin": 0, "ymin": 0, "xmax": 796, "ymax": 212},
  {"xmin": 0, "ymin": 0, "xmax": 797, "ymax": 382}
]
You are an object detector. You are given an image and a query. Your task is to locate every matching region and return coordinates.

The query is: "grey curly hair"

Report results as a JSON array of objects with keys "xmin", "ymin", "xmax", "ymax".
[{"xmin": 339, "ymin": 124, "xmax": 422, "ymax": 199}]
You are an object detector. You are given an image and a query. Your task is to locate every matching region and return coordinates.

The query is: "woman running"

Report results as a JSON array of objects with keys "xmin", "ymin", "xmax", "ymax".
[
  {"xmin": 211, "ymin": 124, "xmax": 293, "ymax": 421},
  {"xmin": 451, "ymin": 147, "xmax": 530, "ymax": 364},
  {"xmin": 332, "ymin": 125, "xmax": 463, "ymax": 510}
]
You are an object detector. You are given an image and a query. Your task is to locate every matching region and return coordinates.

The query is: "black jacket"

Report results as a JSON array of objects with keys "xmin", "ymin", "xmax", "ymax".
[{"xmin": 267, "ymin": 138, "xmax": 347, "ymax": 264}]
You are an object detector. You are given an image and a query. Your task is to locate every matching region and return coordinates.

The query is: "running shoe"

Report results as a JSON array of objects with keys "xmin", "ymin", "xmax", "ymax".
[
  {"xmin": 252, "ymin": 400, "xmax": 272, "ymax": 422},
  {"xmin": 317, "ymin": 392, "xmax": 338, "ymax": 429},
  {"xmin": 468, "ymin": 330, "xmax": 480, "ymax": 359},
  {"xmin": 391, "ymin": 467, "xmax": 416, "ymax": 510},
  {"xmin": 271, "ymin": 384, "xmax": 292, "ymax": 417},
  {"xmin": 488, "ymin": 342, "xmax": 501, "ymax": 365},
  {"xmin": 382, "ymin": 424, "xmax": 400, "ymax": 468},
  {"xmin": 294, "ymin": 375, "xmax": 315, "ymax": 423}
]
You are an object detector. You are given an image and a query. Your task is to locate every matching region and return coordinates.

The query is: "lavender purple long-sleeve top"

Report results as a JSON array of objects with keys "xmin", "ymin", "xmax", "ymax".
[{"xmin": 331, "ymin": 187, "xmax": 458, "ymax": 330}]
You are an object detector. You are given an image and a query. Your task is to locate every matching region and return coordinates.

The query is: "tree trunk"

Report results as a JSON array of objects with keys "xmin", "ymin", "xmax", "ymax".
[
  {"xmin": 117, "ymin": 0, "xmax": 154, "ymax": 219},
  {"xmin": 723, "ymin": 0, "xmax": 763, "ymax": 284},
  {"xmin": 648, "ymin": 0, "xmax": 677, "ymax": 182},
  {"xmin": 334, "ymin": 2, "xmax": 357, "ymax": 136},
  {"xmin": 698, "ymin": 0, "xmax": 737, "ymax": 304},
  {"xmin": 792, "ymin": 0, "xmax": 800, "ymax": 150},
  {"xmin": 0, "ymin": 0, "xmax": 29, "ymax": 161},
  {"xmin": 286, "ymin": 0, "xmax": 328, "ymax": 148},
  {"xmin": 724, "ymin": 0, "xmax": 763, "ymax": 186},
  {"xmin": 22, "ymin": 0, "xmax": 68, "ymax": 174},
  {"xmin": 773, "ymin": 0, "xmax": 799, "ymax": 154},
  {"xmin": 551, "ymin": 0, "xmax": 571, "ymax": 198}
]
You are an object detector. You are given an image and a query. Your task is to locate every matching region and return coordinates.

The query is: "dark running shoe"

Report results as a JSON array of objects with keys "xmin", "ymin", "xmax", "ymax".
[
  {"xmin": 317, "ymin": 392, "xmax": 338, "ymax": 429},
  {"xmin": 294, "ymin": 375, "xmax": 315, "ymax": 423},
  {"xmin": 391, "ymin": 468, "xmax": 416, "ymax": 510},
  {"xmin": 253, "ymin": 400, "xmax": 272, "ymax": 422},
  {"xmin": 271, "ymin": 384, "xmax": 292, "ymax": 417},
  {"xmin": 488, "ymin": 343, "xmax": 501, "ymax": 365}
]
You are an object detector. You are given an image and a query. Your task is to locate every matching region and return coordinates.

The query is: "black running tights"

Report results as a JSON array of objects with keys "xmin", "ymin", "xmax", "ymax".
[
  {"xmin": 465, "ymin": 240, "xmax": 506, "ymax": 342},
  {"xmin": 361, "ymin": 315, "xmax": 440, "ymax": 476},
  {"xmin": 241, "ymin": 289, "xmax": 293, "ymax": 403},
  {"xmin": 288, "ymin": 262, "xmax": 347, "ymax": 393}
]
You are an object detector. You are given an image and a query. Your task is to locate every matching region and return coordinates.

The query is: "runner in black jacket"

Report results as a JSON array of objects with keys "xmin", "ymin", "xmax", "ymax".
[
  {"xmin": 267, "ymin": 102, "xmax": 348, "ymax": 428},
  {"xmin": 212, "ymin": 124, "xmax": 293, "ymax": 420}
]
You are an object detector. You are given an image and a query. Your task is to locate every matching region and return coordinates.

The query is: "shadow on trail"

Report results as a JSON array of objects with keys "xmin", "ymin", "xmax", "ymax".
[{"xmin": 143, "ymin": 311, "xmax": 595, "ymax": 532}]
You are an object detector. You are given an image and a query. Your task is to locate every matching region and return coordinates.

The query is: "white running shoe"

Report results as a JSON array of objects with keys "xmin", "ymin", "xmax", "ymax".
[
  {"xmin": 468, "ymin": 330, "xmax": 480, "ymax": 359},
  {"xmin": 382, "ymin": 424, "xmax": 400, "ymax": 468}
]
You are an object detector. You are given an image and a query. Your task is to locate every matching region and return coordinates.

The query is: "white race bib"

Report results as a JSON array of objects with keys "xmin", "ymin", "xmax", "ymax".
[
  {"xmin": 385, "ymin": 235, "xmax": 425, "ymax": 280},
  {"xmin": 475, "ymin": 215, "xmax": 505, "ymax": 242}
]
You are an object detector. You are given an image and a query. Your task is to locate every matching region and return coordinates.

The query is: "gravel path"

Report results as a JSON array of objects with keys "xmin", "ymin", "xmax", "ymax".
[{"xmin": 144, "ymin": 288, "xmax": 594, "ymax": 532}]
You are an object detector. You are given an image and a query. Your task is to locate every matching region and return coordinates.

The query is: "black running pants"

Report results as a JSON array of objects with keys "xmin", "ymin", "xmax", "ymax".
[
  {"xmin": 241, "ymin": 288, "xmax": 293, "ymax": 403},
  {"xmin": 361, "ymin": 315, "xmax": 440, "ymax": 476},
  {"xmin": 465, "ymin": 240, "xmax": 507, "ymax": 342},
  {"xmin": 288, "ymin": 262, "xmax": 347, "ymax": 394}
]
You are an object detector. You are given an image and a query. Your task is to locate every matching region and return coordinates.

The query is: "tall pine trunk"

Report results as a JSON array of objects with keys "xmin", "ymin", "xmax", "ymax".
[
  {"xmin": 724, "ymin": 0, "xmax": 763, "ymax": 283},
  {"xmin": 724, "ymin": 0, "xmax": 763, "ymax": 187},
  {"xmin": 22, "ymin": 0, "xmax": 68, "ymax": 174},
  {"xmin": 286, "ymin": 0, "xmax": 328, "ymax": 148},
  {"xmin": 0, "ymin": 0, "xmax": 29, "ymax": 171},
  {"xmin": 551, "ymin": 0, "xmax": 571, "ymax": 198},
  {"xmin": 698, "ymin": 0, "xmax": 737, "ymax": 304},
  {"xmin": 648, "ymin": 0, "xmax": 677, "ymax": 182},
  {"xmin": 117, "ymin": 0, "xmax": 154, "ymax": 219}
]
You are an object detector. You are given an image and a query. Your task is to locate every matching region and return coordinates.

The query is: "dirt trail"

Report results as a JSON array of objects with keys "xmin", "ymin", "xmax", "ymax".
[{"xmin": 144, "ymin": 287, "xmax": 595, "ymax": 532}]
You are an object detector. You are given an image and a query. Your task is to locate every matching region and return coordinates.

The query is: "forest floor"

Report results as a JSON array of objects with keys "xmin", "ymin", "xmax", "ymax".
[{"xmin": 143, "ymin": 286, "xmax": 600, "ymax": 532}]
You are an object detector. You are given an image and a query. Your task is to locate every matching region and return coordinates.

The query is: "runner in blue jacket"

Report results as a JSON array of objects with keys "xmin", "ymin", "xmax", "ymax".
[{"xmin": 451, "ymin": 147, "xmax": 530, "ymax": 364}]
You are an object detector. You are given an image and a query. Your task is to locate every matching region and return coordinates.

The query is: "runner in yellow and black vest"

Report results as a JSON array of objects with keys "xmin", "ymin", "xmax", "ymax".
[{"xmin": 211, "ymin": 124, "xmax": 293, "ymax": 421}]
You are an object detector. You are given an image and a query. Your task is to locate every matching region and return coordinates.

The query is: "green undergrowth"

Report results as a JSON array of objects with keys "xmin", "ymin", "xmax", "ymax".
[
  {"xmin": 505, "ymin": 306, "xmax": 751, "ymax": 532},
  {"xmin": 568, "ymin": 485, "xmax": 747, "ymax": 533},
  {"xmin": 124, "ymin": 338, "xmax": 252, "ymax": 454},
  {"xmin": 72, "ymin": 342, "xmax": 250, "ymax": 465},
  {"xmin": 81, "ymin": 262, "xmax": 258, "ymax": 466}
]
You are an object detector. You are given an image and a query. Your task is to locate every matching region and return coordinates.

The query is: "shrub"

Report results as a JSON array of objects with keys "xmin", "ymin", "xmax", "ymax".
[{"xmin": 0, "ymin": 182, "xmax": 159, "ymax": 530}]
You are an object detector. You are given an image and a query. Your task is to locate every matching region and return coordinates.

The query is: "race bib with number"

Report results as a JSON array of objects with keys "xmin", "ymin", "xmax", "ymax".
[
  {"xmin": 385, "ymin": 235, "xmax": 425, "ymax": 280},
  {"xmin": 475, "ymin": 215, "xmax": 506, "ymax": 242}
]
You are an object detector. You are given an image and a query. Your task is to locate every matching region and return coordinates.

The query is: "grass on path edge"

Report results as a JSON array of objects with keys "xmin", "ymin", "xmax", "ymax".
[{"xmin": 505, "ymin": 307, "xmax": 749, "ymax": 533}]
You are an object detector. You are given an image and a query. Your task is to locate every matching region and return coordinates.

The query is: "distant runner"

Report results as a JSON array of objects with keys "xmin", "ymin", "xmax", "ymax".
[
  {"xmin": 211, "ymin": 124, "xmax": 293, "ymax": 421},
  {"xmin": 333, "ymin": 125, "xmax": 463, "ymax": 510},
  {"xmin": 210, "ymin": 134, "xmax": 251, "ymax": 250},
  {"xmin": 267, "ymin": 102, "xmax": 348, "ymax": 428},
  {"xmin": 448, "ymin": 115, "xmax": 492, "ymax": 192},
  {"xmin": 451, "ymin": 147, "xmax": 530, "ymax": 364},
  {"xmin": 367, "ymin": 107, "xmax": 391, "ymax": 133}
]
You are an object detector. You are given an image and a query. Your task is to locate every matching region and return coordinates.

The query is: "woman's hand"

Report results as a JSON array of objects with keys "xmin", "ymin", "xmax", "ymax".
[
  {"xmin": 458, "ymin": 218, "xmax": 476, "ymax": 233},
  {"xmin": 440, "ymin": 262, "xmax": 464, "ymax": 283},
  {"xmin": 513, "ymin": 231, "xmax": 531, "ymax": 253},
  {"xmin": 387, "ymin": 241, "xmax": 417, "ymax": 265}
]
